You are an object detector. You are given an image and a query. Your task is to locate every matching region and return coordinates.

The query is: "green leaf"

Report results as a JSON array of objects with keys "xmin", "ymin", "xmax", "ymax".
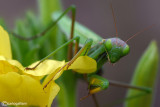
[
  {"xmin": 13, "ymin": 12, "xmax": 41, "ymax": 65},
  {"xmin": 25, "ymin": 11, "xmax": 42, "ymax": 37},
  {"xmin": 23, "ymin": 46, "xmax": 40, "ymax": 66},
  {"xmin": 52, "ymin": 12, "xmax": 102, "ymax": 45},
  {"xmin": 38, "ymin": 0, "xmax": 67, "ymax": 60},
  {"xmin": 125, "ymin": 41, "xmax": 159, "ymax": 107},
  {"xmin": 0, "ymin": 18, "xmax": 7, "ymax": 29},
  {"xmin": 10, "ymin": 33, "xmax": 22, "ymax": 62},
  {"xmin": 38, "ymin": 0, "xmax": 62, "ymax": 25},
  {"xmin": 14, "ymin": 20, "xmax": 31, "ymax": 64}
]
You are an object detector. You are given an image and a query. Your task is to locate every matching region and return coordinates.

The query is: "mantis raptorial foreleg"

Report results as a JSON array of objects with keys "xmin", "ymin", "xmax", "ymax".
[{"xmin": 42, "ymin": 39, "xmax": 93, "ymax": 89}]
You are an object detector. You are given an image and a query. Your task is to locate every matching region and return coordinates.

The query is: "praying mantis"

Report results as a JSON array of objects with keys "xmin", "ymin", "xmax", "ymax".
[{"xmin": 12, "ymin": 4, "xmax": 152, "ymax": 107}]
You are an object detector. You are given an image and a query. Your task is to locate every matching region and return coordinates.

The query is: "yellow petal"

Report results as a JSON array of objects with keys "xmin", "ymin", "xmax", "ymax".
[
  {"xmin": 42, "ymin": 67, "xmax": 65, "ymax": 93},
  {"xmin": 69, "ymin": 56, "xmax": 97, "ymax": 73},
  {"xmin": 8, "ymin": 59, "xmax": 24, "ymax": 71},
  {"xmin": 43, "ymin": 56, "xmax": 97, "ymax": 85},
  {"xmin": 0, "ymin": 56, "xmax": 6, "ymax": 60},
  {"xmin": 25, "ymin": 60, "xmax": 65, "ymax": 77},
  {"xmin": 0, "ymin": 56, "xmax": 24, "ymax": 69},
  {"xmin": 0, "ymin": 56, "xmax": 23, "ymax": 74},
  {"xmin": 0, "ymin": 61, "xmax": 22, "ymax": 74},
  {"xmin": 43, "ymin": 67, "xmax": 64, "ymax": 85},
  {"xmin": 0, "ymin": 26, "xmax": 12, "ymax": 59},
  {"xmin": 42, "ymin": 80, "xmax": 60, "ymax": 107},
  {"xmin": 0, "ymin": 72, "xmax": 59, "ymax": 107}
]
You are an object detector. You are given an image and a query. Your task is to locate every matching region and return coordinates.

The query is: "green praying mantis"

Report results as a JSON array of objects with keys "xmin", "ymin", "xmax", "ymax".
[{"xmin": 12, "ymin": 4, "xmax": 152, "ymax": 106}]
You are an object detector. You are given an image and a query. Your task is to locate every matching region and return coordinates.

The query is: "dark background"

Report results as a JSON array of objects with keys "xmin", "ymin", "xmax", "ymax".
[{"xmin": 0, "ymin": 0, "xmax": 159, "ymax": 107}]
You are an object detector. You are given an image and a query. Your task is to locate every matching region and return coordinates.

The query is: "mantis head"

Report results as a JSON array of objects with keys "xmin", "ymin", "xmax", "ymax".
[{"xmin": 104, "ymin": 38, "xmax": 130, "ymax": 63}]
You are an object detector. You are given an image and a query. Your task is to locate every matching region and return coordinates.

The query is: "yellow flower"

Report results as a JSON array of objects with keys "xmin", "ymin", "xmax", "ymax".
[
  {"xmin": 0, "ymin": 26, "xmax": 12, "ymax": 59},
  {"xmin": 0, "ymin": 26, "xmax": 97, "ymax": 107}
]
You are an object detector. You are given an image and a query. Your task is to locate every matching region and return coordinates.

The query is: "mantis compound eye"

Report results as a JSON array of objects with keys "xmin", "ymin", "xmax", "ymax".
[
  {"xmin": 105, "ymin": 39, "xmax": 112, "ymax": 51},
  {"xmin": 123, "ymin": 45, "xmax": 130, "ymax": 56}
]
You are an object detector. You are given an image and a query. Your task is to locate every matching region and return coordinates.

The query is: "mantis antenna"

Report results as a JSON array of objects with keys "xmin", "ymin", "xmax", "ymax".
[
  {"xmin": 110, "ymin": 2, "xmax": 118, "ymax": 38},
  {"xmin": 125, "ymin": 24, "xmax": 155, "ymax": 43}
]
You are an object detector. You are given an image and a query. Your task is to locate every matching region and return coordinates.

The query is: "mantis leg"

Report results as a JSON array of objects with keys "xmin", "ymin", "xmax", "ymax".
[
  {"xmin": 87, "ymin": 75, "xmax": 151, "ymax": 95},
  {"xmin": 11, "ymin": 5, "xmax": 76, "ymax": 41},
  {"xmin": 67, "ymin": 5, "xmax": 76, "ymax": 60},
  {"xmin": 105, "ymin": 91, "xmax": 149, "ymax": 107},
  {"xmin": 66, "ymin": 39, "xmax": 93, "ymax": 69},
  {"xmin": 106, "ymin": 80, "xmax": 151, "ymax": 106},
  {"xmin": 84, "ymin": 74, "xmax": 151, "ymax": 107},
  {"xmin": 12, "ymin": 5, "xmax": 77, "ymax": 61},
  {"xmin": 109, "ymin": 80, "xmax": 151, "ymax": 93},
  {"xmin": 43, "ymin": 39, "xmax": 93, "ymax": 88},
  {"xmin": 25, "ymin": 36, "xmax": 80, "ymax": 70}
]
